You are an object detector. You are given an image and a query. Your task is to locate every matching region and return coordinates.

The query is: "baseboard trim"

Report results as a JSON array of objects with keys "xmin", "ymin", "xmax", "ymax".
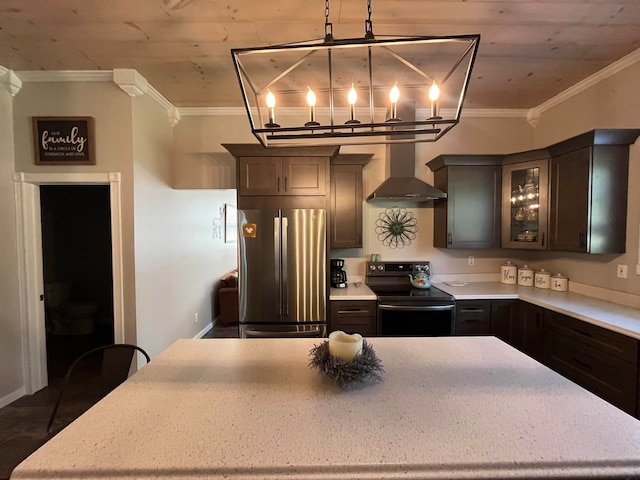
[
  {"xmin": 195, "ymin": 320, "xmax": 215, "ymax": 339},
  {"xmin": 0, "ymin": 386, "xmax": 26, "ymax": 409}
]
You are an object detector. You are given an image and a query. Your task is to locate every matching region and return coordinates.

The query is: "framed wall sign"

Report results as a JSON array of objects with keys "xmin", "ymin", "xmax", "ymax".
[{"xmin": 32, "ymin": 116, "xmax": 95, "ymax": 165}]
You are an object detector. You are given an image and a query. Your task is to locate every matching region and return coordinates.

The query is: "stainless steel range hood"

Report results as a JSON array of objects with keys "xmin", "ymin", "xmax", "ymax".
[{"xmin": 366, "ymin": 114, "xmax": 447, "ymax": 202}]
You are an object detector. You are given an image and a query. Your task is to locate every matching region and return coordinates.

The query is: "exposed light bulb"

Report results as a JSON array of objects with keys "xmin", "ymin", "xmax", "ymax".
[
  {"xmin": 347, "ymin": 84, "xmax": 357, "ymax": 105},
  {"xmin": 428, "ymin": 82, "xmax": 440, "ymax": 101},
  {"xmin": 347, "ymin": 84, "xmax": 357, "ymax": 122},
  {"xmin": 264, "ymin": 89, "xmax": 278, "ymax": 127},
  {"xmin": 306, "ymin": 87, "xmax": 316, "ymax": 107},
  {"xmin": 305, "ymin": 86, "xmax": 319, "ymax": 126},
  {"xmin": 388, "ymin": 82, "xmax": 400, "ymax": 121},
  {"xmin": 266, "ymin": 89, "xmax": 276, "ymax": 108},
  {"xmin": 428, "ymin": 81, "xmax": 440, "ymax": 119},
  {"xmin": 390, "ymin": 83, "xmax": 400, "ymax": 103}
]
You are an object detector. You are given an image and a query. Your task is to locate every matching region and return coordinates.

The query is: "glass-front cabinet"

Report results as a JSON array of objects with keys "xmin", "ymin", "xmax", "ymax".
[{"xmin": 501, "ymin": 152, "xmax": 549, "ymax": 249}]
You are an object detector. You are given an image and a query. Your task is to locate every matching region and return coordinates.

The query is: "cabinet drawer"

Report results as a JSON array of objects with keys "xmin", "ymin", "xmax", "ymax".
[
  {"xmin": 331, "ymin": 300, "xmax": 376, "ymax": 317},
  {"xmin": 544, "ymin": 330, "xmax": 637, "ymax": 414},
  {"xmin": 330, "ymin": 300, "xmax": 377, "ymax": 337},
  {"xmin": 455, "ymin": 300, "xmax": 491, "ymax": 335},
  {"xmin": 545, "ymin": 310, "xmax": 638, "ymax": 364}
]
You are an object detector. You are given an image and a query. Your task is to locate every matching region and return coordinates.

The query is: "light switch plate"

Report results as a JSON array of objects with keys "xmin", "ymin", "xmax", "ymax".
[{"xmin": 636, "ymin": 264, "xmax": 640, "ymax": 276}]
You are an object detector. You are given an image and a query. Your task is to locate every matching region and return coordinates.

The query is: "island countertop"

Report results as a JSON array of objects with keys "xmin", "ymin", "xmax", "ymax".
[{"xmin": 12, "ymin": 337, "xmax": 640, "ymax": 479}]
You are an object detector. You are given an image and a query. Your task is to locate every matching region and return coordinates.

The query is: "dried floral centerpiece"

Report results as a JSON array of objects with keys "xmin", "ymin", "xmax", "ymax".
[{"xmin": 309, "ymin": 331, "xmax": 384, "ymax": 390}]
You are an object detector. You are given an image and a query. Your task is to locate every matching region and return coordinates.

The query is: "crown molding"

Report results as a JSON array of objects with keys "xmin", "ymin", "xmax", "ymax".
[
  {"xmin": 112, "ymin": 69, "xmax": 180, "ymax": 126},
  {"xmin": 113, "ymin": 68, "xmax": 148, "ymax": 97},
  {"xmin": 0, "ymin": 67, "xmax": 22, "ymax": 96},
  {"xmin": 527, "ymin": 46, "xmax": 640, "ymax": 126},
  {"xmin": 15, "ymin": 70, "xmax": 113, "ymax": 83}
]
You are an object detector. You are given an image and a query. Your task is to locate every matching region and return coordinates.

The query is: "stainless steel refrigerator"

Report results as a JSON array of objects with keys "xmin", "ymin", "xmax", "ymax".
[{"xmin": 237, "ymin": 208, "xmax": 326, "ymax": 338}]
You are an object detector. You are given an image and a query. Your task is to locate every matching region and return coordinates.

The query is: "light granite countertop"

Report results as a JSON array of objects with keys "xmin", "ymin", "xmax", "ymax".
[
  {"xmin": 329, "ymin": 282, "xmax": 376, "ymax": 300},
  {"xmin": 12, "ymin": 338, "xmax": 640, "ymax": 479},
  {"xmin": 435, "ymin": 282, "xmax": 640, "ymax": 340}
]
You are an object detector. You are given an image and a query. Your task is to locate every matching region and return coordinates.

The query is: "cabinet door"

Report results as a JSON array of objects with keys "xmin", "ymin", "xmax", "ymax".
[
  {"xmin": 512, "ymin": 301, "xmax": 544, "ymax": 361},
  {"xmin": 330, "ymin": 164, "xmax": 363, "ymax": 248},
  {"xmin": 501, "ymin": 159, "xmax": 549, "ymax": 249},
  {"xmin": 549, "ymin": 145, "xmax": 629, "ymax": 253},
  {"xmin": 434, "ymin": 165, "xmax": 501, "ymax": 248},
  {"xmin": 239, "ymin": 157, "xmax": 282, "ymax": 195},
  {"xmin": 490, "ymin": 299, "xmax": 517, "ymax": 344},
  {"xmin": 549, "ymin": 148, "xmax": 590, "ymax": 252},
  {"xmin": 455, "ymin": 300, "xmax": 491, "ymax": 335},
  {"xmin": 283, "ymin": 157, "xmax": 326, "ymax": 196}
]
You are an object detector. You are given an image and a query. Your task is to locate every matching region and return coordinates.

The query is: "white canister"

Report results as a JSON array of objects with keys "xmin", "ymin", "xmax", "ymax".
[
  {"xmin": 534, "ymin": 269, "xmax": 551, "ymax": 289},
  {"xmin": 517, "ymin": 265, "xmax": 534, "ymax": 286},
  {"xmin": 550, "ymin": 274, "xmax": 569, "ymax": 292},
  {"xmin": 500, "ymin": 261, "xmax": 517, "ymax": 285}
]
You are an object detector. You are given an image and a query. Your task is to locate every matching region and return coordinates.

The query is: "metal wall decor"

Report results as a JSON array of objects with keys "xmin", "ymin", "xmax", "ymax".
[
  {"xmin": 375, "ymin": 207, "xmax": 418, "ymax": 248},
  {"xmin": 231, "ymin": 0, "xmax": 480, "ymax": 147}
]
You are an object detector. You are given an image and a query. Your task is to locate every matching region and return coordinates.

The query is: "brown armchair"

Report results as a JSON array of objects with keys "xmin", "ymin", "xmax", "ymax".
[{"xmin": 218, "ymin": 270, "xmax": 239, "ymax": 326}]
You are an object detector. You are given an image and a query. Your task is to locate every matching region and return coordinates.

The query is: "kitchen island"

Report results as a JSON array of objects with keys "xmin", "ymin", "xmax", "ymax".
[{"xmin": 12, "ymin": 337, "xmax": 640, "ymax": 479}]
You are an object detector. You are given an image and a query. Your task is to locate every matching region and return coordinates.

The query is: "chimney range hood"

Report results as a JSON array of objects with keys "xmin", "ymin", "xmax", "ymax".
[
  {"xmin": 366, "ymin": 142, "xmax": 447, "ymax": 202},
  {"xmin": 367, "ymin": 103, "xmax": 447, "ymax": 203}
]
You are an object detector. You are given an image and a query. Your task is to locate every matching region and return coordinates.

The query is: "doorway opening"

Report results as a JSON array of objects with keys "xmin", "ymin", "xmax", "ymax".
[
  {"xmin": 40, "ymin": 185, "xmax": 114, "ymax": 384},
  {"xmin": 15, "ymin": 172, "xmax": 125, "ymax": 395}
]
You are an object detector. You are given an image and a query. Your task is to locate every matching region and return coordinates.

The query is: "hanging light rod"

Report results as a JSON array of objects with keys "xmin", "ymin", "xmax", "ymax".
[{"xmin": 231, "ymin": 0, "xmax": 480, "ymax": 147}]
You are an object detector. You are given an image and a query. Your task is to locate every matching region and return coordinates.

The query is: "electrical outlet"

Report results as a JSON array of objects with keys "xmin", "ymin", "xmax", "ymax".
[
  {"xmin": 194, "ymin": 312, "xmax": 199, "ymax": 323},
  {"xmin": 617, "ymin": 264, "xmax": 628, "ymax": 279},
  {"xmin": 468, "ymin": 256, "xmax": 474, "ymax": 266}
]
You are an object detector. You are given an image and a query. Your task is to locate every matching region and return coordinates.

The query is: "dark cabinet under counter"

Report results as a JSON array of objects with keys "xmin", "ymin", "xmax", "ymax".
[{"xmin": 330, "ymin": 300, "xmax": 377, "ymax": 337}]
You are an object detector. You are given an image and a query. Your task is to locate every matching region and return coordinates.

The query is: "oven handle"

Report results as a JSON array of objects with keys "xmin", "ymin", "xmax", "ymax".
[{"xmin": 378, "ymin": 304, "xmax": 454, "ymax": 312}]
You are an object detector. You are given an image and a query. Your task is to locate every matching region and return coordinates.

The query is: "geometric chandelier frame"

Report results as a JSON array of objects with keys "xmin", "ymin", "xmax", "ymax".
[{"xmin": 231, "ymin": 3, "xmax": 480, "ymax": 147}]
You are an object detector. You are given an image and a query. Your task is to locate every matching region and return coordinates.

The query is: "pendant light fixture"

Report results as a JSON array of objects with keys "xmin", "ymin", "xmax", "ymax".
[{"xmin": 231, "ymin": 0, "xmax": 480, "ymax": 147}]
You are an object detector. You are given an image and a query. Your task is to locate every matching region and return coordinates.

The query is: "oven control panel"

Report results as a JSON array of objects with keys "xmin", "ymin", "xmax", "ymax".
[{"xmin": 366, "ymin": 261, "xmax": 430, "ymax": 277}]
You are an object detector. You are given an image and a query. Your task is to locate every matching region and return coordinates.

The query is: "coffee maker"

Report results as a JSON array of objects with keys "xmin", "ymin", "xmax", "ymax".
[{"xmin": 330, "ymin": 259, "xmax": 348, "ymax": 288}]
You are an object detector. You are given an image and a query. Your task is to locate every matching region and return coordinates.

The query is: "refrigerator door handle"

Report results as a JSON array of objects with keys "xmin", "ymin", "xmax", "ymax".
[
  {"xmin": 274, "ymin": 216, "xmax": 282, "ymax": 315},
  {"xmin": 281, "ymin": 216, "xmax": 289, "ymax": 316}
]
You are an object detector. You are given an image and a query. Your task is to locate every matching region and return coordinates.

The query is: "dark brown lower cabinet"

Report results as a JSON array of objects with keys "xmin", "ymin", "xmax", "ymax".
[
  {"xmin": 489, "ymin": 299, "xmax": 518, "ymax": 343},
  {"xmin": 329, "ymin": 300, "xmax": 377, "ymax": 337},
  {"xmin": 543, "ymin": 310, "xmax": 638, "ymax": 416},
  {"xmin": 455, "ymin": 300, "xmax": 491, "ymax": 335},
  {"xmin": 511, "ymin": 301, "xmax": 545, "ymax": 361}
]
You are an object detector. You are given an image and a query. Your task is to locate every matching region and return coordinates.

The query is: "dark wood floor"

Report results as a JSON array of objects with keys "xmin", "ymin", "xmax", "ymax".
[{"xmin": 0, "ymin": 322, "xmax": 237, "ymax": 480}]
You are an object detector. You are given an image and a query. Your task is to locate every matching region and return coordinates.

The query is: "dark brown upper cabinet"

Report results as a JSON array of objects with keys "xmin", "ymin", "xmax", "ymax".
[
  {"xmin": 547, "ymin": 129, "xmax": 640, "ymax": 254},
  {"xmin": 330, "ymin": 154, "xmax": 372, "ymax": 249},
  {"xmin": 238, "ymin": 156, "xmax": 327, "ymax": 196},
  {"xmin": 427, "ymin": 155, "xmax": 502, "ymax": 249}
]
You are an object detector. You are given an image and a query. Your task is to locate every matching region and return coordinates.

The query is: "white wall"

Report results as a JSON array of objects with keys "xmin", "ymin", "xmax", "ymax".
[
  {"xmin": 132, "ymin": 96, "xmax": 237, "ymax": 358},
  {"xmin": 0, "ymin": 78, "xmax": 24, "ymax": 406}
]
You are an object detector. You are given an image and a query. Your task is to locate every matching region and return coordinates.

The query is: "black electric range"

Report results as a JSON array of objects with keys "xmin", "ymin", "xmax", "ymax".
[
  {"xmin": 365, "ymin": 261, "xmax": 454, "ymax": 305},
  {"xmin": 365, "ymin": 261, "xmax": 455, "ymax": 336}
]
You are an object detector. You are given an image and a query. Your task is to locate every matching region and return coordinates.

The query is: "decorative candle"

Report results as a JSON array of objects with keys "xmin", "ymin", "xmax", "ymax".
[
  {"xmin": 305, "ymin": 86, "xmax": 320, "ymax": 127},
  {"xmin": 389, "ymin": 82, "xmax": 400, "ymax": 121},
  {"xmin": 428, "ymin": 81, "xmax": 440, "ymax": 119},
  {"xmin": 265, "ymin": 89, "xmax": 279, "ymax": 127},
  {"xmin": 346, "ymin": 84, "xmax": 359, "ymax": 124},
  {"xmin": 328, "ymin": 330, "xmax": 363, "ymax": 362}
]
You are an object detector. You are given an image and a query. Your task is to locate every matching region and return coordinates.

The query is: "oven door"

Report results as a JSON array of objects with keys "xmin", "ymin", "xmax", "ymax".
[{"xmin": 378, "ymin": 303, "xmax": 455, "ymax": 336}]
